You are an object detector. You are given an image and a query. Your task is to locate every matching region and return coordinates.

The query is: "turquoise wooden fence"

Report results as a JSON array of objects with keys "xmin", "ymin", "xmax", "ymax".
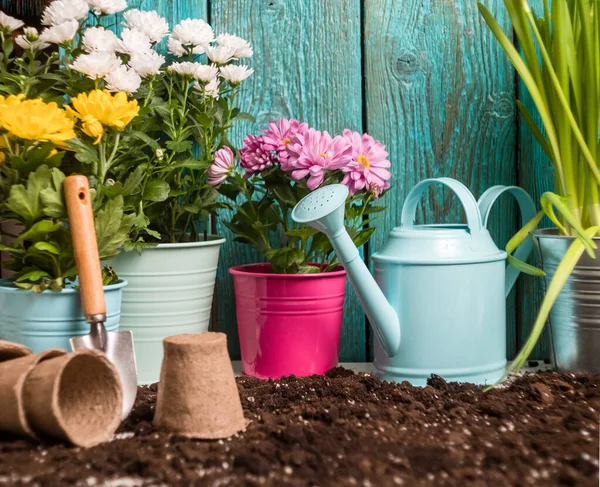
[{"xmin": 4, "ymin": 0, "xmax": 553, "ymax": 362}]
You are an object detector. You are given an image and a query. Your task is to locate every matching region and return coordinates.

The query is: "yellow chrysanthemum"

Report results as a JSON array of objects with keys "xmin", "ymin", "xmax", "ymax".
[
  {"xmin": 0, "ymin": 98, "xmax": 76, "ymax": 146},
  {"xmin": 69, "ymin": 90, "xmax": 139, "ymax": 144},
  {"xmin": 0, "ymin": 94, "xmax": 26, "ymax": 111}
]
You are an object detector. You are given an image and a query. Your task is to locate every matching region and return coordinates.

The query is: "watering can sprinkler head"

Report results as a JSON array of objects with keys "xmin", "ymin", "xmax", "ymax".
[
  {"xmin": 292, "ymin": 185, "xmax": 401, "ymax": 358},
  {"xmin": 291, "ymin": 184, "xmax": 349, "ymax": 237}
]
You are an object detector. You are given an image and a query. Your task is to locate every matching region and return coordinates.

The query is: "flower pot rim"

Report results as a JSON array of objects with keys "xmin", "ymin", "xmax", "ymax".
[
  {"xmin": 229, "ymin": 262, "xmax": 346, "ymax": 278},
  {"xmin": 532, "ymin": 228, "xmax": 600, "ymax": 240},
  {"xmin": 0, "ymin": 278, "xmax": 128, "ymax": 293},
  {"xmin": 145, "ymin": 235, "xmax": 226, "ymax": 250}
]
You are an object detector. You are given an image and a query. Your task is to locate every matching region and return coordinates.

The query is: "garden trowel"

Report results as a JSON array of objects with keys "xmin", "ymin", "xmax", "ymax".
[{"xmin": 64, "ymin": 175, "xmax": 138, "ymax": 421}]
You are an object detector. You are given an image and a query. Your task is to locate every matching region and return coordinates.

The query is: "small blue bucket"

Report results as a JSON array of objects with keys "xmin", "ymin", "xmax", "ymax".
[{"xmin": 0, "ymin": 278, "xmax": 127, "ymax": 352}]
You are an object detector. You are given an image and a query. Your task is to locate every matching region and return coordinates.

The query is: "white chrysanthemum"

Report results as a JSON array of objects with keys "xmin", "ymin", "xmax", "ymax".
[
  {"xmin": 167, "ymin": 61, "xmax": 202, "ymax": 78},
  {"xmin": 105, "ymin": 65, "xmax": 141, "ymax": 94},
  {"xmin": 41, "ymin": 0, "xmax": 89, "ymax": 26},
  {"xmin": 192, "ymin": 44, "xmax": 206, "ymax": 55},
  {"xmin": 172, "ymin": 18, "xmax": 214, "ymax": 47},
  {"xmin": 117, "ymin": 28, "xmax": 152, "ymax": 55},
  {"xmin": 70, "ymin": 51, "xmax": 122, "ymax": 80},
  {"xmin": 167, "ymin": 35, "xmax": 186, "ymax": 57},
  {"xmin": 87, "ymin": 0, "xmax": 127, "ymax": 15},
  {"xmin": 15, "ymin": 27, "xmax": 50, "ymax": 51},
  {"xmin": 193, "ymin": 63, "xmax": 218, "ymax": 83},
  {"xmin": 0, "ymin": 11, "xmax": 25, "ymax": 33},
  {"xmin": 194, "ymin": 78, "xmax": 220, "ymax": 100},
  {"xmin": 39, "ymin": 20, "xmax": 79, "ymax": 45},
  {"xmin": 205, "ymin": 45, "xmax": 236, "ymax": 65},
  {"xmin": 123, "ymin": 9, "xmax": 169, "ymax": 44},
  {"xmin": 81, "ymin": 26, "xmax": 119, "ymax": 53},
  {"xmin": 129, "ymin": 50, "xmax": 165, "ymax": 77},
  {"xmin": 203, "ymin": 77, "xmax": 220, "ymax": 99},
  {"xmin": 216, "ymin": 33, "xmax": 253, "ymax": 59},
  {"xmin": 219, "ymin": 64, "xmax": 254, "ymax": 84}
]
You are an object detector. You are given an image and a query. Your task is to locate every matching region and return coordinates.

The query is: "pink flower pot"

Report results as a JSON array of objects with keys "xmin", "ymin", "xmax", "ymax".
[{"xmin": 230, "ymin": 263, "xmax": 346, "ymax": 379}]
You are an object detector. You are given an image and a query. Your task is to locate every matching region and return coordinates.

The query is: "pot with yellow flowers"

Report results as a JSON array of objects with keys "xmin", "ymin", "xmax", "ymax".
[{"xmin": 0, "ymin": 9, "xmax": 141, "ymax": 352}]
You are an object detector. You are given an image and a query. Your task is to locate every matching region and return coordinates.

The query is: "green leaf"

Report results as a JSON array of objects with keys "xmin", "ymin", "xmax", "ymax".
[
  {"xmin": 129, "ymin": 131, "xmax": 160, "ymax": 151},
  {"xmin": 272, "ymin": 185, "xmax": 297, "ymax": 206},
  {"xmin": 32, "ymin": 241, "xmax": 61, "ymax": 255},
  {"xmin": 40, "ymin": 168, "xmax": 66, "ymax": 218},
  {"xmin": 143, "ymin": 179, "xmax": 170, "ymax": 202},
  {"xmin": 15, "ymin": 270, "xmax": 51, "ymax": 283},
  {"xmin": 351, "ymin": 227, "xmax": 376, "ymax": 249},
  {"xmin": 93, "ymin": 195, "xmax": 135, "ymax": 260},
  {"xmin": 5, "ymin": 165, "xmax": 52, "ymax": 224},
  {"xmin": 162, "ymin": 159, "xmax": 209, "ymax": 171},
  {"xmin": 264, "ymin": 247, "xmax": 306, "ymax": 274},
  {"xmin": 122, "ymin": 165, "xmax": 146, "ymax": 195},
  {"xmin": 165, "ymin": 140, "xmax": 193, "ymax": 154},
  {"xmin": 17, "ymin": 219, "xmax": 62, "ymax": 243},
  {"xmin": 67, "ymin": 138, "xmax": 99, "ymax": 165},
  {"xmin": 0, "ymin": 243, "xmax": 24, "ymax": 254}
]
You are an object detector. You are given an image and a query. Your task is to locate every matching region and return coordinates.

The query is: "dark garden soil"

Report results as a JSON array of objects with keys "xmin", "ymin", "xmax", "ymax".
[{"xmin": 0, "ymin": 368, "xmax": 598, "ymax": 486}]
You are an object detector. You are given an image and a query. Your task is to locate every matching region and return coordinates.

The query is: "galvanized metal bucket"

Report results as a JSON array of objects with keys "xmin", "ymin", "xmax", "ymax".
[{"xmin": 533, "ymin": 229, "xmax": 600, "ymax": 372}]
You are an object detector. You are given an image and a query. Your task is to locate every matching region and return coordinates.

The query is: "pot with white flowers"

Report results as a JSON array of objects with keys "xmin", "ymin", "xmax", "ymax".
[
  {"xmin": 95, "ymin": 8, "xmax": 254, "ymax": 384},
  {"xmin": 215, "ymin": 118, "xmax": 392, "ymax": 379}
]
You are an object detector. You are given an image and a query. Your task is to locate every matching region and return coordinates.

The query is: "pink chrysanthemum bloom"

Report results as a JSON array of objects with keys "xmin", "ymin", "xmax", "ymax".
[
  {"xmin": 239, "ymin": 134, "xmax": 274, "ymax": 177},
  {"xmin": 287, "ymin": 128, "xmax": 352, "ymax": 189},
  {"xmin": 262, "ymin": 118, "xmax": 308, "ymax": 169},
  {"xmin": 208, "ymin": 146, "xmax": 234, "ymax": 186},
  {"xmin": 341, "ymin": 129, "xmax": 391, "ymax": 197}
]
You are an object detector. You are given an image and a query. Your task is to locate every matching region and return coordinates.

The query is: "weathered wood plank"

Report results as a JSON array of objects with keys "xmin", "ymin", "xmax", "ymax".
[
  {"xmin": 210, "ymin": 0, "xmax": 366, "ymax": 361},
  {"xmin": 138, "ymin": 0, "xmax": 208, "ymax": 34},
  {"xmin": 363, "ymin": 0, "xmax": 519, "ymax": 359},
  {"xmin": 515, "ymin": 0, "xmax": 553, "ymax": 361}
]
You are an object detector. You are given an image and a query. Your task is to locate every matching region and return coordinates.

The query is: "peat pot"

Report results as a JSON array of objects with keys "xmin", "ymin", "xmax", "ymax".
[
  {"xmin": 230, "ymin": 263, "xmax": 346, "ymax": 379},
  {"xmin": 0, "ymin": 279, "xmax": 127, "ymax": 352},
  {"xmin": 110, "ymin": 237, "xmax": 226, "ymax": 384},
  {"xmin": 534, "ymin": 229, "xmax": 600, "ymax": 372}
]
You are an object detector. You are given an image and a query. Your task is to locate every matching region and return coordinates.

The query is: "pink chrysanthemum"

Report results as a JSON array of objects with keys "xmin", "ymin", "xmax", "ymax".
[
  {"xmin": 208, "ymin": 146, "xmax": 234, "ymax": 186},
  {"xmin": 262, "ymin": 118, "xmax": 308, "ymax": 169},
  {"xmin": 239, "ymin": 134, "xmax": 274, "ymax": 177},
  {"xmin": 286, "ymin": 128, "xmax": 352, "ymax": 189},
  {"xmin": 341, "ymin": 129, "xmax": 391, "ymax": 197}
]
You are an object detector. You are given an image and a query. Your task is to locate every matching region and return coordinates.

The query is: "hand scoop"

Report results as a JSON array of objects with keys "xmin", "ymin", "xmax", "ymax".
[{"xmin": 64, "ymin": 175, "xmax": 138, "ymax": 420}]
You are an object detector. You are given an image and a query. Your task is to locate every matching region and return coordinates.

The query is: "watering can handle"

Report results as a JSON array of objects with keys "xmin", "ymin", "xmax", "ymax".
[
  {"xmin": 478, "ymin": 185, "xmax": 537, "ymax": 297},
  {"xmin": 400, "ymin": 177, "xmax": 483, "ymax": 234}
]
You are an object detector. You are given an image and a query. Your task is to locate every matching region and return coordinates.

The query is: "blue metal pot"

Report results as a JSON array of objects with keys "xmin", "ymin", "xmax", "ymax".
[{"xmin": 0, "ymin": 278, "xmax": 127, "ymax": 352}]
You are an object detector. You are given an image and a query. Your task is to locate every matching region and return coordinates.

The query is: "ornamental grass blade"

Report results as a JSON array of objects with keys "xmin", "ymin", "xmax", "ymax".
[
  {"xmin": 516, "ymin": 101, "xmax": 553, "ymax": 160},
  {"xmin": 540, "ymin": 192, "xmax": 597, "ymax": 256},
  {"xmin": 525, "ymin": 7, "xmax": 600, "ymax": 185},
  {"xmin": 478, "ymin": 2, "xmax": 565, "ymax": 187},
  {"xmin": 505, "ymin": 210, "xmax": 546, "ymax": 277}
]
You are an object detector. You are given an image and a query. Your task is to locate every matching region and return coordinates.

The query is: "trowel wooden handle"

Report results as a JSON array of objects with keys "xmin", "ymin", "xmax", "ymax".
[{"xmin": 64, "ymin": 175, "xmax": 106, "ymax": 318}]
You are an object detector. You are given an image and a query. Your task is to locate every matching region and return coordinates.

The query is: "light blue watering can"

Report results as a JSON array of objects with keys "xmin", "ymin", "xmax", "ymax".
[{"xmin": 292, "ymin": 177, "xmax": 536, "ymax": 385}]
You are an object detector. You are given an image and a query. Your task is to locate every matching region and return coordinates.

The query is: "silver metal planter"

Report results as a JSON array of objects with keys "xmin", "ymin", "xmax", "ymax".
[{"xmin": 533, "ymin": 229, "xmax": 600, "ymax": 372}]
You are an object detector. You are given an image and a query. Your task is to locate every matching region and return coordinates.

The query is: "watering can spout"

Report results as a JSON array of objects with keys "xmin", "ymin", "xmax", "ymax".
[{"xmin": 292, "ymin": 185, "xmax": 401, "ymax": 358}]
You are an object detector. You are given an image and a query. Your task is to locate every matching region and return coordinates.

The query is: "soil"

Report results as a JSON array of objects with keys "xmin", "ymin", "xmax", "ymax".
[{"xmin": 0, "ymin": 368, "xmax": 598, "ymax": 486}]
